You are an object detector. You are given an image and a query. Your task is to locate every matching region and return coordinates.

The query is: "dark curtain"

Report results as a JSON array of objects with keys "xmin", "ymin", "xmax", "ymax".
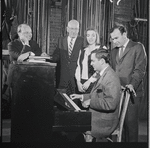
[
  {"xmin": 61, "ymin": 0, "xmax": 114, "ymax": 48},
  {"xmin": 127, "ymin": 0, "xmax": 148, "ymax": 120}
]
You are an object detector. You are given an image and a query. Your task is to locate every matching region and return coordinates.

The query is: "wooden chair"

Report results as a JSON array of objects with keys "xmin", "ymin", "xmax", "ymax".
[{"xmin": 107, "ymin": 89, "xmax": 130, "ymax": 142}]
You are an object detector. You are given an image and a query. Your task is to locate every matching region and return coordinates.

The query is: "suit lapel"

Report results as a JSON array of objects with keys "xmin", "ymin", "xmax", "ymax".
[
  {"xmin": 62, "ymin": 36, "xmax": 69, "ymax": 59},
  {"xmin": 116, "ymin": 49, "xmax": 120, "ymax": 64},
  {"xmin": 63, "ymin": 36, "xmax": 68, "ymax": 51},
  {"xmin": 91, "ymin": 66, "xmax": 110, "ymax": 93},
  {"xmin": 92, "ymin": 76, "xmax": 103, "ymax": 92},
  {"xmin": 114, "ymin": 47, "xmax": 120, "ymax": 64},
  {"xmin": 119, "ymin": 40, "xmax": 132, "ymax": 60},
  {"xmin": 70, "ymin": 37, "xmax": 80, "ymax": 58}
]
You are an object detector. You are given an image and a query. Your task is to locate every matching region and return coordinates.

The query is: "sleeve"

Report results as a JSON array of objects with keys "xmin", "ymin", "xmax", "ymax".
[
  {"xmin": 31, "ymin": 41, "xmax": 42, "ymax": 56},
  {"xmin": 75, "ymin": 50, "xmax": 81, "ymax": 82},
  {"xmin": 21, "ymin": 40, "xmax": 42, "ymax": 56},
  {"xmin": 8, "ymin": 42, "xmax": 22, "ymax": 61},
  {"xmin": 50, "ymin": 38, "xmax": 61, "ymax": 62},
  {"xmin": 109, "ymin": 50, "xmax": 113, "ymax": 67},
  {"xmin": 21, "ymin": 45, "xmax": 33, "ymax": 54},
  {"xmin": 130, "ymin": 43, "xmax": 147, "ymax": 90},
  {"xmin": 109, "ymin": 48, "xmax": 116, "ymax": 70},
  {"xmin": 83, "ymin": 93, "xmax": 91, "ymax": 101}
]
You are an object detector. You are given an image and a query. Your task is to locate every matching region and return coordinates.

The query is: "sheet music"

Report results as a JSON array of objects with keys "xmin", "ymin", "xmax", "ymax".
[
  {"xmin": 29, "ymin": 56, "xmax": 51, "ymax": 60},
  {"xmin": 2, "ymin": 50, "xmax": 9, "ymax": 55},
  {"xmin": 62, "ymin": 93, "xmax": 81, "ymax": 111},
  {"xmin": 28, "ymin": 59, "xmax": 46, "ymax": 63}
]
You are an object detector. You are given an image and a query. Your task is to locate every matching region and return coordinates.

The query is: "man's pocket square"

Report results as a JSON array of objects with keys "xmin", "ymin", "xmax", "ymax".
[{"xmin": 97, "ymin": 89, "xmax": 102, "ymax": 93}]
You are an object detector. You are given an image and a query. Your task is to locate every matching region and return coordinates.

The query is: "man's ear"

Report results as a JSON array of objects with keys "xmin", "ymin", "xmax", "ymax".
[
  {"xmin": 66, "ymin": 27, "xmax": 69, "ymax": 33},
  {"xmin": 100, "ymin": 58, "xmax": 105, "ymax": 64},
  {"xmin": 123, "ymin": 32, "xmax": 127, "ymax": 37}
]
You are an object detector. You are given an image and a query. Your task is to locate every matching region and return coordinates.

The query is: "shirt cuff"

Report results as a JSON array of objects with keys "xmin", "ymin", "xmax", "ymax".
[
  {"xmin": 88, "ymin": 76, "xmax": 97, "ymax": 83},
  {"xmin": 81, "ymin": 95, "xmax": 84, "ymax": 102}
]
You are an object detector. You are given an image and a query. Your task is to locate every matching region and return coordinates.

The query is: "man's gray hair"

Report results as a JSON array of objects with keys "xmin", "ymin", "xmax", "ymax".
[{"xmin": 17, "ymin": 24, "xmax": 31, "ymax": 33}]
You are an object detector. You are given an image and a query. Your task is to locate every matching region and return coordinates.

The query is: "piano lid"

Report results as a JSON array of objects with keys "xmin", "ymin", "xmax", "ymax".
[{"xmin": 54, "ymin": 89, "xmax": 81, "ymax": 111}]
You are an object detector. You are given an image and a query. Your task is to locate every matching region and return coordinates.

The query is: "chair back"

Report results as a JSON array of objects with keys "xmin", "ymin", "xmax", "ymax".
[
  {"xmin": 118, "ymin": 91, "xmax": 124, "ymax": 117},
  {"xmin": 118, "ymin": 89, "xmax": 130, "ymax": 142}
]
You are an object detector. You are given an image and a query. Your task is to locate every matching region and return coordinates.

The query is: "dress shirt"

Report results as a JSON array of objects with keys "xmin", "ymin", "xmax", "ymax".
[
  {"xmin": 20, "ymin": 39, "xmax": 30, "ymax": 47},
  {"xmin": 100, "ymin": 65, "xmax": 109, "ymax": 76},
  {"xmin": 119, "ymin": 39, "xmax": 129, "ymax": 56},
  {"xmin": 67, "ymin": 36, "xmax": 77, "ymax": 49}
]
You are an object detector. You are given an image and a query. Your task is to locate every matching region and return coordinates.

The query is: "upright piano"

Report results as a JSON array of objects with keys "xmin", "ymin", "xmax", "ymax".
[{"xmin": 10, "ymin": 62, "xmax": 91, "ymax": 142}]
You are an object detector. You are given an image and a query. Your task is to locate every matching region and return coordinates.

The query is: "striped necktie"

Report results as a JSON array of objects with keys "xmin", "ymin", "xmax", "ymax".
[{"xmin": 68, "ymin": 38, "xmax": 73, "ymax": 57}]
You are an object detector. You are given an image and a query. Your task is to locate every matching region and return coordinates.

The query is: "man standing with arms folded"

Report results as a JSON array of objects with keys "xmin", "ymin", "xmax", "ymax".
[{"xmin": 109, "ymin": 24, "xmax": 147, "ymax": 142}]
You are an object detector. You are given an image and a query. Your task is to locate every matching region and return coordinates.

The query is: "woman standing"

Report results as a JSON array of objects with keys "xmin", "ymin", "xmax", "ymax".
[{"xmin": 75, "ymin": 27, "xmax": 100, "ymax": 93}]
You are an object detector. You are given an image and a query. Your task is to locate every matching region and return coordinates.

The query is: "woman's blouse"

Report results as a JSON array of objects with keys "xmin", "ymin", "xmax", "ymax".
[{"xmin": 75, "ymin": 45, "xmax": 100, "ymax": 82}]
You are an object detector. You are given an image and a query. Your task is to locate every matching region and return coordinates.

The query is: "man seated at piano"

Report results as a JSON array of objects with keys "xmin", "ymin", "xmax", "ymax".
[{"xmin": 70, "ymin": 48, "xmax": 121, "ymax": 142}]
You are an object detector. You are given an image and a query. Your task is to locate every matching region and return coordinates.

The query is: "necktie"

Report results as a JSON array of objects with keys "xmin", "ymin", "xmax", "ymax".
[
  {"xmin": 95, "ymin": 72, "xmax": 100, "ymax": 79},
  {"xmin": 94, "ymin": 72, "xmax": 101, "ymax": 86},
  {"xmin": 119, "ymin": 46, "xmax": 124, "ymax": 59},
  {"xmin": 68, "ymin": 38, "xmax": 73, "ymax": 57}
]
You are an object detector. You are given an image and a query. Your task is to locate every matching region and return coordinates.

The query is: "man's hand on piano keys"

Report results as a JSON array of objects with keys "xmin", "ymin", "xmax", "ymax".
[
  {"xmin": 70, "ymin": 94, "xmax": 82, "ymax": 100},
  {"xmin": 41, "ymin": 52, "xmax": 50, "ymax": 57},
  {"xmin": 82, "ymin": 99, "xmax": 90, "ymax": 108}
]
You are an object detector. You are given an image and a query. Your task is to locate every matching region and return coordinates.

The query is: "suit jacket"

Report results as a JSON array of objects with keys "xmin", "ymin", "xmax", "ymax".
[
  {"xmin": 110, "ymin": 40, "xmax": 147, "ymax": 99},
  {"xmin": 8, "ymin": 38, "xmax": 42, "ymax": 62},
  {"xmin": 52, "ymin": 36, "xmax": 84, "ymax": 94},
  {"xmin": 83, "ymin": 66, "xmax": 121, "ymax": 138}
]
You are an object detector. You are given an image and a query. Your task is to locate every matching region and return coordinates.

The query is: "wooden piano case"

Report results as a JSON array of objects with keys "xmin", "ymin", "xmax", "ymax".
[
  {"xmin": 10, "ymin": 62, "xmax": 91, "ymax": 142},
  {"xmin": 11, "ymin": 62, "xmax": 56, "ymax": 142},
  {"xmin": 53, "ymin": 89, "xmax": 91, "ymax": 132}
]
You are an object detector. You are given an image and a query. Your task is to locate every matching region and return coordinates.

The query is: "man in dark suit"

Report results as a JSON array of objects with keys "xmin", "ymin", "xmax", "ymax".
[
  {"xmin": 51, "ymin": 19, "xmax": 84, "ymax": 96},
  {"xmin": 5, "ymin": 24, "xmax": 48, "ymax": 91},
  {"xmin": 8, "ymin": 23, "xmax": 47, "ymax": 62},
  {"xmin": 109, "ymin": 24, "xmax": 147, "ymax": 142},
  {"xmin": 70, "ymin": 49, "xmax": 121, "ymax": 142}
]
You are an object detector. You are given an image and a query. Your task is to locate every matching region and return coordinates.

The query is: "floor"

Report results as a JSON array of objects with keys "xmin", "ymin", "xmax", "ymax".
[
  {"xmin": 2, "ymin": 118, "xmax": 148, "ymax": 142},
  {"xmin": 138, "ymin": 119, "xmax": 148, "ymax": 142}
]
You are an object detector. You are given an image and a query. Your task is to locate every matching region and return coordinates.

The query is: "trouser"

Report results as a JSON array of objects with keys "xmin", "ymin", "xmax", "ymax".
[{"xmin": 122, "ymin": 99, "xmax": 140, "ymax": 142}]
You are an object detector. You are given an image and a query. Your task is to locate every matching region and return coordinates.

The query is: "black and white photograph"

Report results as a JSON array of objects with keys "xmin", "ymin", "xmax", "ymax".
[{"xmin": 1, "ymin": 0, "xmax": 149, "ymax": 147}]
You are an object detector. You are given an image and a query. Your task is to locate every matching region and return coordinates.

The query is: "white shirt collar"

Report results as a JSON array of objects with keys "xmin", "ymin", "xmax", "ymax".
[
  {"xmin": 100, "ymin": 65, "xmax": 109, "ymax": 76},
  {"xmin": 119, "ymin": 39, "xmax": 129, "ymax": 54},
  {"xmin": 68, "ymin": 36, "xmax": 77, "ymax": 41},
  {"xmin": 20, "ymin": 38, "xmax": 30, "ymax": 47},
  {"xmin": 123, "ymin": 39, "xmax": 129, "ymax": 48}
]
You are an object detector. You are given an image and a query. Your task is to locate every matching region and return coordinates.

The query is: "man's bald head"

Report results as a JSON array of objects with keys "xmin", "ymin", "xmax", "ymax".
[{"xmin": 67, "ymin": 20, "xmax": 79, "ymax": 38}]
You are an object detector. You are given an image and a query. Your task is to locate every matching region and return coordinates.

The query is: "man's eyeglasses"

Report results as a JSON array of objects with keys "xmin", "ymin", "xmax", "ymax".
[
  {"xmin": 68, "ymin": 27, "xmax": 79, "ymax": 31},
  {"xmin": 22, "ymin": 31, "xmax": 32, "ymax": 34}
]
